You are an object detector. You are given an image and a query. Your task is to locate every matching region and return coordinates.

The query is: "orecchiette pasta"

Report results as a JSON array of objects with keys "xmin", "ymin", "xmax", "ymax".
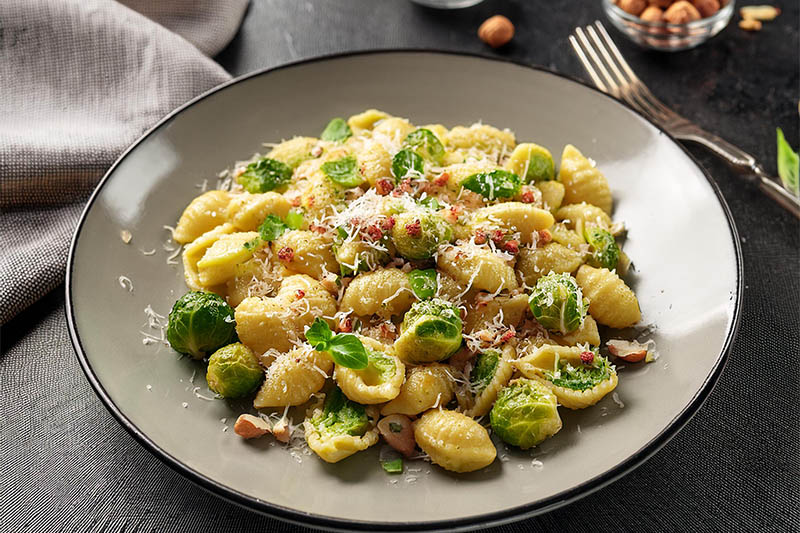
[
  {"xmin": 163, "ymin": 110, "xmax": 651, "ymax": 476},
  {"xmin": 413, "ymin": 409, "xmax": 496, "ymax": 473}
]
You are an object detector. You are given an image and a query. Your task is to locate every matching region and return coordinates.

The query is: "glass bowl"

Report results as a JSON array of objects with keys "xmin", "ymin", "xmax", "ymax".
[{"xmin": 603, "ymin": 0, "xmax": 735, "ymax": 51}]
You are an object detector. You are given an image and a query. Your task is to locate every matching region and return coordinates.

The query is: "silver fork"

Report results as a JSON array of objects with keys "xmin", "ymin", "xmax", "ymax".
[{"xmin": 570, "ymin": 21, "xmax": 800, "ymax": 219}]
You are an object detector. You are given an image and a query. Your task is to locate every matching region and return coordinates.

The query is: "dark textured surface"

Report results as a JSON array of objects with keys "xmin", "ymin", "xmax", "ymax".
[{"xmin": 2, "ymin": 0, "xmax": 798, "ymax": 531}]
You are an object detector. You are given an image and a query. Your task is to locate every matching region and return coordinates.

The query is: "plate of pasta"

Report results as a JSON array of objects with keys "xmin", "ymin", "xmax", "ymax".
[{"xmin": 67, "ymin": 51, "xmax": 741, "ymax": 530}]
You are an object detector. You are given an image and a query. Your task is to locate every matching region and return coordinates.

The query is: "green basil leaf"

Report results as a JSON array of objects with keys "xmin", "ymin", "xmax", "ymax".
[
  {"xmin": 407, "ymin": 269, "xmax": 438, "ymax": 300},
  {"xmin": 777, "ymin": 128, "xmax": 799, "ymax": 196},
  {"xmin": 404, "ymin": 128, "xmax": 445, "ymax": 164},
  {"xmin": 322, "ymin": 155, "xmax": 363, "ymax": 188},
  {"xmin": 285, "ymin": 209, "xmax": 305, "ymax": 230},
  {"xmin": 381, "ymin": 458, "xmax": 404, "ymax": 474},
  {"xmin": 461, "ymin": 169, "xmax": 521, "ymax": 200},
  {"xmin": 257, "ymin": 214, "xmax": 289, "ymax": 242},
  {"xmin": 306, "ymin": 317, "xmax": 333, "ymax": 351},
  {"xmin": 320, "ymin": 118, "xmax": 353, "ymax": 142},
  {"xmin": 328, "ymin": 333, "xmax": 369, "ymax": 370},
  {"xmin": 237, "ymin": 157, "xmax": 293, "ymax": 193},
  {"xmin": 391, "ymin": 148, "xmax": 424, "ymax": 181}
]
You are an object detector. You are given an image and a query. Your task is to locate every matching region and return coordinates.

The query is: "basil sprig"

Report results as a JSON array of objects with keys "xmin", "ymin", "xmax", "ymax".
[{"xmin": 306, "ymin": 317, "xmax": 368, "ymax": 370}]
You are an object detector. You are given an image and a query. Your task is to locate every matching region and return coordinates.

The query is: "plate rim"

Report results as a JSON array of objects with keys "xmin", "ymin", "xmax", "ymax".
[{"xmin": 65, "ymin": 49, "xmax": 743, "ymax": 532}]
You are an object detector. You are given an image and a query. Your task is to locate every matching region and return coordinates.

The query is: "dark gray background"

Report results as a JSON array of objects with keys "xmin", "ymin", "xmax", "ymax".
[{"xmin": 2, "ymin": 1, "xmax": 798, "ymax": 531}]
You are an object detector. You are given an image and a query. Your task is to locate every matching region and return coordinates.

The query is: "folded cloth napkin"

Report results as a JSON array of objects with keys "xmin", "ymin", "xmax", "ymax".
[{"xmin": 0, "ymin": 0, "xmax": 248, "ymax": 324}]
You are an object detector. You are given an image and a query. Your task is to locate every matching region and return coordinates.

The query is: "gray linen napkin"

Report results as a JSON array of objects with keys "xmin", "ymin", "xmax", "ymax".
[{"xmin": 0, "ymin": 0, "xmax": 248, "ymax": 324}]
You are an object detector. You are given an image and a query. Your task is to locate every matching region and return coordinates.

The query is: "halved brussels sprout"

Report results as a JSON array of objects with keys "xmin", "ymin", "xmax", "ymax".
[
  {"xmin": 505, "ymin": 143, "xmax": 555, "ymax": 183},
  {"xmin": 391, "ymin": 148, "xmax": 424, "ymax": 180},
  {"xmin": 237, "ymin": 157, "xmax": 293, "ymax": 193},
  {"xmin": 404, "ymin": 128, "xmax": 445, "ymax": 164},
  {"xmin": 490, "ymin": 378, "xmax": 562, "ymax": 449},
  {"xmin": 528, "ymin": 272, "xmax": 588, "ymax": 335},
  {"xmin": 320, "ymin": 118, "xmax": 352, "ymax": 142},
  {"xmin": 470, "ymin": 350, "xmax": 500, "ymax": 393},
  {"xmin": 584, "ymin": 226, "xmax": 620, "ymax": 271},
  {"xmin": 544, "ymin": 348, "xmax": 613, "ymax": 392},
  {"xmin": 393, "ymin": 298, "xmax": 463, "ymax": 364},
  {"xmin": 310, "ymin": 386, "xmax": 371, "ymax": 437},
  {"xmin": 166, "ymin": 291, "xmax": 237, "ymax": 359},
  {"xmin": 390, "ymin": 212, "xmax": 453, "ymax": 260},
  {"xmin": 206, "ymin": 342, "xmax": 264, "ymax": 398}
]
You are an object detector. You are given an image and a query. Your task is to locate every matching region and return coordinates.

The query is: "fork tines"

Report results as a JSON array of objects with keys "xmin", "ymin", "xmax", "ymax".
[{"xmin": 569, "ymin": 21, "xmax": 681, "ymax": 125}]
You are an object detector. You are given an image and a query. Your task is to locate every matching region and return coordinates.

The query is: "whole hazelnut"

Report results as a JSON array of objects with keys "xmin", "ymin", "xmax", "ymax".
[
  {"xmin": 649, "ymin": 0, "xmax": 672, "ymax": 8},
  {"xmin": 618, "ymin": 0, "xmax": 647, "ymax": 16},
  {"xmin": 478, "ymin": 15, "xmax": 515, "ymax": 48},
  {"xmin": 640, "ymin": 6, "xmax": 664, "ymax": 22},
  {"xmin": 692, "ymin": 0, "xmax": 720, "ymax": 18},
  {"xmin": 663, "ymin": 1, "xmax": 702, "ymax": 23}
]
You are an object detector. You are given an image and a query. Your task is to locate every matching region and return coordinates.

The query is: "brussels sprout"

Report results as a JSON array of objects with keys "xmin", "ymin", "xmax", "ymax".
[
  {"xmin": 403, "ymin": 128, "xmax": 445, "ymax": 164},
  {"xmin": 407, "ymin": 268, "xmax": 438, "ymax": 300},
  {"xmin": 528, "ymin": 273, "xmax": 588, "ymax": 335},
  {"xmin": 390, "ymin": 212, "xmax": 453, "ymax": 260},
  {"xmin": 470, "ymin": 350, "xmax": 500, "ymax": 393},
  {"xmin": 490, "ymin": 378, "xmax": 562, "ymax": 449},
  {"xmin": 322, "ymin": 155, "xmax": 364, "ymax": 188},
  {"xmin": 311, "ymin": 386, "xmax": 371, "ymax": 437},
  {"xmin": 206, "ymin": 342, "xmax": 264, "ymax": 398},
  {"xmin": 506, "ymin": 143, "xmax": 555, "ymax": 183},
  {"xmin": 394, "ymin": 298, "xmax": 463, "ymax": 363},
  {"xmin": 584, "ymin": 227, "xmax": 619, "ymax": 271},
  {"xmin": 391, "ymin": 149, "xmax": 424, "ymax": 180},
  {"xmin": 166, "ymin": 291, "xmax": 237, "ymax": 359},
  {"xmin": 237, "ymin": 157, "xmax": 293, "ymax": 193},
  {"xmin": 545, "ymin": 348, "xmax": 612, "ymax": 391},
  {"xmin": 461, "ymin": 170, "xmax": 521, "ymax": 200}
]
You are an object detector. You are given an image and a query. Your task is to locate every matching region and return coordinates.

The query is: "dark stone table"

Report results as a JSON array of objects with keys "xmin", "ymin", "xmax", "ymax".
[{"xmin": 3, "ymin": 1, "xmax": 797, "ymax": 531}]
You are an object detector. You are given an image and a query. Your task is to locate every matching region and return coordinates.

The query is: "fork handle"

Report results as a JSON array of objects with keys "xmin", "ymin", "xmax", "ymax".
[{"xmin": 673, "ymin": 126, "xmax": 800, "ymax": 219}]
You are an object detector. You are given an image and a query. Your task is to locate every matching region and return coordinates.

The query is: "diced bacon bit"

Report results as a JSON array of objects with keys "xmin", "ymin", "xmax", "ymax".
[
  {"xmin": 538, "ymin": 229, "xmax": 552, "ymax": 245},
  {"xmin": 491, "ymin": 230, "xmax": 506, "ymax": 246},
  {"xmin": 379, "ymin": 323, "xmax": 397, "ymax": 341},
  {"xmin": 521, "ymin": 188, "xmax": 536, "ymax": 204},
  {"xmin": 380, "ymin": 216, "xmax": 396, "ymax": 231},
  {"xmin": 377, "ymin": 414, "xmax": 416, "ymax": 457},
  {"xmin": 399, "ymin": 178, "xmax": 413, "ymax": 193},
  {"xmin": 306, "ymin": 195, "xmax": 315, "ymax": 207},
  {"xmin": 580, "ymin": 351, "xmax": 594, "ymax": 364},
  {"xmin": 338, "ymin": 316, "xmax": 353, "ymax": 333},
  {"xmin": 406, "ymin": 219, "xmax": 422, "ymax": 237},
  {"xmin": 474, "ymin": 229, "xmax": 488, "ymax": 245},
  {"xmin": 497, "ymin": 326, "xmax": 516, "ymax": 345},
  {"xmin": 309, "ymin": 223, "xmax": 327, "ymax": 234},
  {"xmin": 311, "ymin": 145, "xmax": 324, "ymax": 157},
  {"xmin": 433, "ymin": 172, "xmax": 450, "ymax": 187},
  {"xmin": 288, "ymin": 195, "xmax": 302, "ymax": 207},
  {"xmin": 365, "ymin": 225, "xmax": 383, "ymax": 241},
  {"xmin": 607, "ymin": 339, "xmax": 648, "ymax": 363},
  {"xmin": 376, "ymin": 178, "xmax": 395, "ymax": 195},
  {"xmin": 503, "ymin": 239, "xmax": 519, "ymax": 254},
  {"xmin": 234, "ymin": 414, "xmax": 271, "ymax": 439},
  {"xmin": 441, "ymin": 206, "xmax": 460, "ymax": 224},
  {"xmin": 277, "ymin": 247, "xmax": 294, "ymax": 262},
  {"xmin": 272, "ymin": 419, "xmax": 291, "ymax": 443},
  {"xmin": 295, "ymin": 289, "xmax": 305, "ymax": 300}
]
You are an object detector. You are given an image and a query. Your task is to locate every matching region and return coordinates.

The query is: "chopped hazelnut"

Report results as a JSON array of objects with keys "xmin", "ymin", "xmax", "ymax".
[
  {"xmin": 640, "ymin": 6, "xmax": 664, "ymax": 21},
  {"xmin": 234, "ymin": 414, "xmax": 271, "ymax": 439},
  {"xmin": 618, "ymin": 0, "xmax": 647, "ymax": 16},
  {"xmin": 692, "ymin": 0, "xmax": 720, "ymax": 18}
]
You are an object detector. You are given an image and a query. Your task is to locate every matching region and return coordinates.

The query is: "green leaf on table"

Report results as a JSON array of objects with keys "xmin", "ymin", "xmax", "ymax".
[
  {"xmin": 328, "ymin": 333, "xmax": 369, "ymax": 370},
  {"xmin": 258, "ymin": 214, "xmax": 289, "ymax": 242},
  {"xmin": 306, "ymin": 317, "xmax": 334, "ymax": 351},
  {"xmin": 461, "ymin": 170, "xmax": 521, "ymax": 200},
  {"xmin": 381, "ymin": 458, "xmax": 404, "ymax": 474},
  {"xmin": 777, "ymin": 128, "xmax": 799, "ymax": 196},
  {"xmin": 321, "ymin": 118, "xmax": 353, "ymax": 142},
  {"xmin": 408, "ymin": 269, "xmax": 438, "ymax": 300},
  {"xmin": 322, "ymin": 155, "xmax": 363, "ymax": 188}
]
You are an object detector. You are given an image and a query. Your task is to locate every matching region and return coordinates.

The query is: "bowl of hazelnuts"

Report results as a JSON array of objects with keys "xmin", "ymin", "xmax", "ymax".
[{"xmin": 604, "ymin": 0, "xmax": 735, "ymax": 51}]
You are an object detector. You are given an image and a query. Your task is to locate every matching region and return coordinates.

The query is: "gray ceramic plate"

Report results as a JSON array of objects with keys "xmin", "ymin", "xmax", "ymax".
[{"xmin": 66, "ymin": 51, "xmax": 742, "ymax": 531}]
